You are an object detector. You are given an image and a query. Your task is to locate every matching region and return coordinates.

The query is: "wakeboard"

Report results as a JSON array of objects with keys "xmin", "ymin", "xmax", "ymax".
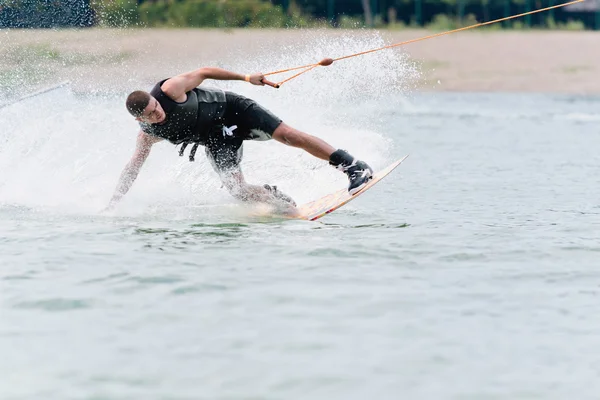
[{"xmin": 279, "ymin": 155, "xmax": 409, "ymax": 221}]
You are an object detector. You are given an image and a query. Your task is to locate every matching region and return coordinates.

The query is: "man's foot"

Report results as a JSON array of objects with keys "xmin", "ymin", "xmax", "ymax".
[
  {"xmin": 341, "ymin": 160, "xmax": 373, "ymax": 195},
  {"xmin": 263, "ymin": 184, "xmax": 297, "ymax": 207},
  {"xmin": 328, "ymin": 149, "xmax": 373, "ymax": 195}
]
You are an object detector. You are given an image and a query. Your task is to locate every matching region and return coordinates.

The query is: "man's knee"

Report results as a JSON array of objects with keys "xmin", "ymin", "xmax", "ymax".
[
  {"xmin": 228, "ymin": 184, "xmax": 250, "ymax": 201},
  {"xmin": 221, "ymin": 179, "xmax": 252, "ymax": 202}
]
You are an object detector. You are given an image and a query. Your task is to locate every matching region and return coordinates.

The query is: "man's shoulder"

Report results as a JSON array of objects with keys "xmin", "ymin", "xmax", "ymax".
[
  {"xmin": 138, "ymin": 121, "xmax": 156, "ymax": 135},
  {"xmin": 138, "ymin": 130, "xmax": 163, "ymax": 144},
  {"xmin": 150, "ymin": 78, "xmax": 170, "ymax": 97}
]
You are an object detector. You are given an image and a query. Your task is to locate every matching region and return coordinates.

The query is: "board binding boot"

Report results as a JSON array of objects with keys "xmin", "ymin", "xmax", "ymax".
[{"xmin": 329, "ymin": 149, "xmax": 373, "ymax": 195}]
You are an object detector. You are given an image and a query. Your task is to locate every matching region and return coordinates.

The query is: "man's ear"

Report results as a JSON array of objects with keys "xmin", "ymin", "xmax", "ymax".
[{"xmin": 135, "ymin": 117, "xmax": 142, "ymax": 122}]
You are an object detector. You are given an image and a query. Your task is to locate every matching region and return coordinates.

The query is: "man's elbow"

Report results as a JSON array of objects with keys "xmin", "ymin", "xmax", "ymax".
[
  {"xmin": 190, "ymin": 68, "xmax": 208, "ymax": 82},
  {"xmin": 127, "ymin": 152, "xmax": 147, "ymax": 173}
]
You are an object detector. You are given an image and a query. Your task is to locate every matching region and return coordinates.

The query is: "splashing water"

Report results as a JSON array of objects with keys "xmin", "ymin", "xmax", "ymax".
[{"xmin": 0, "ymin": 30, "xmax": 420, "ymax": 217}]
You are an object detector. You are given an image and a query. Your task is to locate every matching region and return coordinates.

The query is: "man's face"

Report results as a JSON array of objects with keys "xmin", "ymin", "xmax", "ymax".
[{"xmin": 136, "ymin": 97, "xmax": 165, "ymax": 124}]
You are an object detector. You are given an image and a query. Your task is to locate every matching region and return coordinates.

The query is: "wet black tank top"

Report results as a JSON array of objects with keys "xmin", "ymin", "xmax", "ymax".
[{"xmin": 139, "ymin": 79, "xmax": 226, "ymax": 145}]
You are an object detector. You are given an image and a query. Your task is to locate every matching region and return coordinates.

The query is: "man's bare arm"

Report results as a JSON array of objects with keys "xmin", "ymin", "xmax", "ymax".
[
  {"xmin": 161, "ymin": 67, "xmax": 264, "ymax": 102},
  {"xmin": 107, "ymin": 132, "xmax": 162, "ymax": 208}
]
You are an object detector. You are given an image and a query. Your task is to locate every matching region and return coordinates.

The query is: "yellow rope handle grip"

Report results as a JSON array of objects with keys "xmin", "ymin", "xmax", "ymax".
[{"xmin": 261, "ymin": 78, "xmax": 280, "ymax": 88}]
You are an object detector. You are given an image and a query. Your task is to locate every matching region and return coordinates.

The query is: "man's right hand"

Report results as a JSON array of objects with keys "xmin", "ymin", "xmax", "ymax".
[
  {"xmin": 104, "ymin": 131, "xmax": 161, "ymax": 214},
  {"xmin": 249, "ymin": 72, "xmax": 266, "ymax": 86}
]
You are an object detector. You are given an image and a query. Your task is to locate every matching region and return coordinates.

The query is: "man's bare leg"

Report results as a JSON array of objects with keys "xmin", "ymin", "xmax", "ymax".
[
  {"xmin": 272, "ymin": 122, "xmax": 373, "ymax": 194},
  {"xmin": 219, "ymin": 168, "xmax": 297, "ymax": 213},
  {"xmin": 272, "ymin": 122, "xmax": 335, "ymax": 160}
]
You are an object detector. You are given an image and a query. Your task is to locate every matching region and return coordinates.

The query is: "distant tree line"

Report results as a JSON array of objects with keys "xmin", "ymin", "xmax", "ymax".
[
  {"xmin": 281, "ymin": 0, "xmax": 599, "ymax": 29},
  {"xmin": 0, "ymin": 0, "xmax": 597, "ymax": 30},
  {"xmin": 0, "ymin": 0, "xmax": 95, "ymax": 28}
]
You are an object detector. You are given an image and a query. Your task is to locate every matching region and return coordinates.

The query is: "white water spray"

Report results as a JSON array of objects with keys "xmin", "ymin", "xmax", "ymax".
[{"xmin": 0, "ymin": 30, "xmax": 420, "ymax": 216}]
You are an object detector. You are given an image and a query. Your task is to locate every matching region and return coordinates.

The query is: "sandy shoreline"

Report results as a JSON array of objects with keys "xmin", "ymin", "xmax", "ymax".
[{"xmin": 1, "ymin": 28, "xmax": 599, "ymax": 96}]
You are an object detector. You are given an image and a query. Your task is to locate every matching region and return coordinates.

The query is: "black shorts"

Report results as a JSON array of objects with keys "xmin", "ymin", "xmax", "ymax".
[{"xmin": 205, "ymin": 92, "xmax": 282, "ymax": 175}]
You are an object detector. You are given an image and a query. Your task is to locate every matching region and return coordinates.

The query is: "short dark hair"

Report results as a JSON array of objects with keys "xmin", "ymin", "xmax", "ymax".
[{"xmin": 125, "ymin": 90, "xmax": 151, "ymax": 117}]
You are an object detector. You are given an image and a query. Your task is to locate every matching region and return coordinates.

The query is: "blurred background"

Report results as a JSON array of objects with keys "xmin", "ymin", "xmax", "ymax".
[{"xmin": 0, "ymin": 0, "xmax": 598, "ymax": 30}]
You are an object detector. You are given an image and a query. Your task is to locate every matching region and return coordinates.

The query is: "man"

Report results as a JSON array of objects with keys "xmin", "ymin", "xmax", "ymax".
[{"xmin": 107, "ymin": 66, "xmax": 373, "ymax": 212}]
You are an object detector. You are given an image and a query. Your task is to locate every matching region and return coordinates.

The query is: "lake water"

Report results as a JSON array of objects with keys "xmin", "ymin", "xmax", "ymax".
[{"xmin": 1, "ymin": 45, "xmax": 600, "ymax": 399}]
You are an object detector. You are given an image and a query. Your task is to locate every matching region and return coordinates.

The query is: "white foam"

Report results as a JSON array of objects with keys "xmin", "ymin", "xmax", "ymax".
[{"xmin": 0, "ymin": 30, "xmax": 420, "ymax": 216}]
